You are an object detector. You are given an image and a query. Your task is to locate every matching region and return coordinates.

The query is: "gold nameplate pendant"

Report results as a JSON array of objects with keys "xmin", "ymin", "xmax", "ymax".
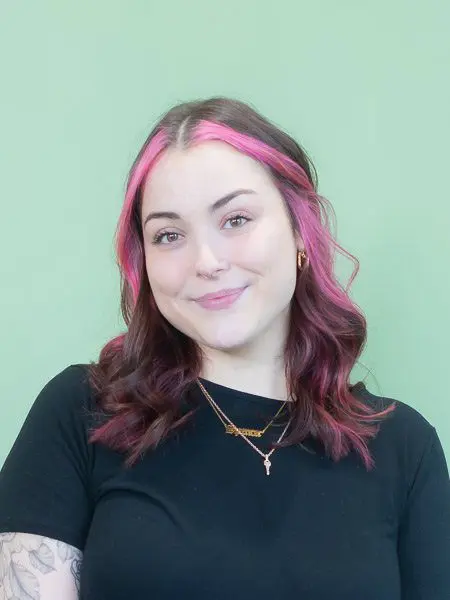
[{"xmin": 225, "ymin": 424, "xmax": 264, "ymax": 438}]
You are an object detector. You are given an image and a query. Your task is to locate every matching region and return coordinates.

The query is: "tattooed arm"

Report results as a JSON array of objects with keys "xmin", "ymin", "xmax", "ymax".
[{"xmin": 0, "ymin": 532, "xmax": 82, "ymax": 599}]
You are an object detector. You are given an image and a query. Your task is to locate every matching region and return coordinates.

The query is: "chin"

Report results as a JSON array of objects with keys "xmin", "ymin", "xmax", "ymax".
[
  {"xmin": 205, "ymin": 339, "xmax": 247, "ymax": 352},
  {"xmin": 197, "ymin": 326, "xmax": 257, "ymax": 352}
]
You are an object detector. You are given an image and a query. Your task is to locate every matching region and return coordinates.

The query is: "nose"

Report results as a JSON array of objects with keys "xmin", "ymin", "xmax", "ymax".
[{"xmin": 193, "ymin": 239, "xmax": 229, "ymax": 279}]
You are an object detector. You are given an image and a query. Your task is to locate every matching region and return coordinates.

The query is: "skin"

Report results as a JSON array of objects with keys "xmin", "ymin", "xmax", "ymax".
[
  {"xmin": 0, "ymin": 532, "xmax": 82, "ymax": 599},
  {"xmin": 140, "ymin": 141, "xmax": 304, "ymax": 399}
]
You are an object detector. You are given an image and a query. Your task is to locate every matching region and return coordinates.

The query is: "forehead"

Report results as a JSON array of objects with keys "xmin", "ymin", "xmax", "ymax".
[{"xmin": 141, "ymin": 141, "xmax": 274, "ymax": 211}]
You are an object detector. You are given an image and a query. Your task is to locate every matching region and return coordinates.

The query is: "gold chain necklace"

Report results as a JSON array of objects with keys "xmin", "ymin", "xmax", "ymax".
[
  {"xmin": 196, "ymin": 379, "xmax": 292, "ymax": 476},
  {"xmin": 207, "ymin": 389, "xmax": 287, "ymax": 438}
]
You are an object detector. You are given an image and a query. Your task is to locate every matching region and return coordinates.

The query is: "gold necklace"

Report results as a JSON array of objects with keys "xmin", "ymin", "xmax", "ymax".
[
  {"xmin": 206, "ymin": 389, "xmax": 287, "ymax": 438},
  {"xmin": 211, "ymin": 397, "xmax": 287, "ymax": 437},
  {"xmin": 196, "ymin": 379, "xmax": 292, "ymax": 476}
]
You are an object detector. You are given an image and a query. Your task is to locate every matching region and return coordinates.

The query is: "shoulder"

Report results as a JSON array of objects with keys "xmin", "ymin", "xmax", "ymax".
[
  {"xmin": 353, "ymin": 382, "xmax": 440, "ymax": 480},
  {"xmin": 25, "ymin": 363, "xmax": 95, "ymax": 431},
  {"xmin": 353, "ymin": 381, "xmax": 435, "ymax": 438},
  {"xmin": 42, "ymin": 363, "xmax": 91, "ymax": 393}
]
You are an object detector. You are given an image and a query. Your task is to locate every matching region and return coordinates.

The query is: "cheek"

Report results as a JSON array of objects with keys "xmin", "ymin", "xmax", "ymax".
[
  {"xmin": 145, "ymin": 257, "xmax": 185, "ymax": 298},
  {"xmin": 238, "ymin": 226, "xmax": 294, "ymax": 272},
  {"xmin": 247, "ymin": 230, "xmax": 297, "ymax": 292}
]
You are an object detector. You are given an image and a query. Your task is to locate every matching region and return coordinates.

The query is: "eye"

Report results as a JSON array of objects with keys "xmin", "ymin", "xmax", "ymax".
[
  {"xmin": 152, "ymin": 231, "xmax": 181, "ymax": 245},
  {"xmin": 223, "ymin": 214, "xmax": 250, "ymax": 229},
  {"xmin": 151, "ymin": 213, "xmax": 251, "ymax": 246}
]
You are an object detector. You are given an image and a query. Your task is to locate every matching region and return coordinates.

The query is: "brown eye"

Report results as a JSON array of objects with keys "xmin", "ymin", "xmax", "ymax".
[
  {"xmin": 153, "ymin": 231, "xmax": 180, "ymax": 245},
  {"xmin": 223, "ymin": 215, "xmax": 250, "ymax": 229}
]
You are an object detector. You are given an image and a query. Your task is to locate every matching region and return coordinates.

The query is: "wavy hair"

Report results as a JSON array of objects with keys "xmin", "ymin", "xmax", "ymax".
[{"xmin": 86, "ymin": 96, "xmax": 396, "ymax": 469}]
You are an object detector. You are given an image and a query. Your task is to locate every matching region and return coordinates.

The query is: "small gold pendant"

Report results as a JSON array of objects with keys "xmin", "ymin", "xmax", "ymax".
[{"xmin": 225, "ymin": 424, "xmax": 264, "ymax": 438}]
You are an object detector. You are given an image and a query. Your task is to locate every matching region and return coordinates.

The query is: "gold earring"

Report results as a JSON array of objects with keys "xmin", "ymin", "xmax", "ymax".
[{"xmin": 297, "ymin": 250, "xmax": 307, "ymax": 269}]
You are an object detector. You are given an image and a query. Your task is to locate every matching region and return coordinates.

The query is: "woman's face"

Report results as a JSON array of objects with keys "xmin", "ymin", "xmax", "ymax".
[{"xmin": 140, "ymin": 141, "xmax": 302, "ymax": 355}]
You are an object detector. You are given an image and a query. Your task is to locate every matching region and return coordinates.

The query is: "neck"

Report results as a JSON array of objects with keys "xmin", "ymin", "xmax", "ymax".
[
  {"xmin": 198, "ymin": 305, "xmax": 293, "ymax": 401},
  {"xmin": 199, "ymin": 344, "xmax": 289, "ymax": 402}
]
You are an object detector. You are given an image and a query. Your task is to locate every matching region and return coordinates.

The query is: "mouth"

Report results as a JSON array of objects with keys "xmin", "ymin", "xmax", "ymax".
[{"xmin": 193, "ymin": 286, "xmax": 248, "ymax": 311}]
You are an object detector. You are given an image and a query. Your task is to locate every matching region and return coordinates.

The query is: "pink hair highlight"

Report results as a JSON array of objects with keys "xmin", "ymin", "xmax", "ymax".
[
  {"xmin": 192, "ymin": 120, "xmax": 315, "ymax": 192},
  {"xmin": 116, "ymin": 129, "xmax": 168, "ymax": 304}
]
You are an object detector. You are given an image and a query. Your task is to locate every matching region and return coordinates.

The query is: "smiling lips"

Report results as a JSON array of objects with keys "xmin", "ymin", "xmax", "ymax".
[{"xmin": 193, "ymin": 287, "xmax": 247, "ymax": 310}]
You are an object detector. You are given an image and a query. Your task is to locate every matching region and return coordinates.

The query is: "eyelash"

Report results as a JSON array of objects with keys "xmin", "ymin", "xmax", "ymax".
[{"xmin": 151, "ymin": 213, "xmax": 251, "ymax": 246}]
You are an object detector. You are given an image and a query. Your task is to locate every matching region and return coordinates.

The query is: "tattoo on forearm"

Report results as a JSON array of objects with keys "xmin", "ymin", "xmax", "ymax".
[{"xmin": 0, "ymin": 532, "xmax": 82, "ymax": 598}]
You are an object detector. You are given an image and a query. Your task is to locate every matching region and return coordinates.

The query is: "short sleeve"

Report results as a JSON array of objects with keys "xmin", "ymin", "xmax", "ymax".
[
  {"xmin": 0, "ymin": 364, "xmax": 94, "ymax": 551},
  {"xmin": 398, "ymin": 426, "xmax": 450, "ymax": 599}
]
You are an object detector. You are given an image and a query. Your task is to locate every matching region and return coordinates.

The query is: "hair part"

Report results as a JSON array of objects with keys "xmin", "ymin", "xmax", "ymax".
[{"xmin": 86, "ymin": 96, "xmax": 396, "ymax": 469}]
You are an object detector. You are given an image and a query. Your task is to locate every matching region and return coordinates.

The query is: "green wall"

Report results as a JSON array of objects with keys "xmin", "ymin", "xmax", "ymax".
[{"xmin": 1, "ymin": 1, "xmax": 449, "ymax": 462}]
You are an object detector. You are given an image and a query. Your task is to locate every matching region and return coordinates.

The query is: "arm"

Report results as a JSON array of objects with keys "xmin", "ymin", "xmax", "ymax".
[
  {"xmin": 0, "ymin": 532, "xmax": 82, "ymax": 599},
  {"xmin": 398, "ymin": 427, "xmax": 450, "ymax": 599},
  {"xmin": 0, "ymin": 365, "xmax": 93, "ymax": 599}
]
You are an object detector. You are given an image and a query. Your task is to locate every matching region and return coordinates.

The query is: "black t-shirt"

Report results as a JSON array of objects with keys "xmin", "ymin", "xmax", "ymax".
[{"xmin": 0, "ymin": 364, "xmax": 449, "ymax": 599}]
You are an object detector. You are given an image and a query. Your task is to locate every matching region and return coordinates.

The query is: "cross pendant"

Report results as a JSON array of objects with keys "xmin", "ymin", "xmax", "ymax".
[{"xmin": 263, "ymin": 457, "xmax": 271, "ymax": 476}]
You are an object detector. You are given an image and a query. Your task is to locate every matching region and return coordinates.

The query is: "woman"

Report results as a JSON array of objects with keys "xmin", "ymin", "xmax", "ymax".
[{"xmin": 0, "ymin": 97, "xmax": 449, "ymax": 599}]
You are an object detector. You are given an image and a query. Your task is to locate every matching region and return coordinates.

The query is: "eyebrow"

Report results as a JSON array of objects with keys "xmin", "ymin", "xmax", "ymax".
[{"xmin": 142, "ymin": 188, "xmax": 256, "ymax": 227}]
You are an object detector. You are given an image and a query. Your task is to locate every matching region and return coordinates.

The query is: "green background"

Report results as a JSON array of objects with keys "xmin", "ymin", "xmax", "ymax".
[{"xmin": 1, "ymin": 1, "xmax": 449, "ymax": 463}]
